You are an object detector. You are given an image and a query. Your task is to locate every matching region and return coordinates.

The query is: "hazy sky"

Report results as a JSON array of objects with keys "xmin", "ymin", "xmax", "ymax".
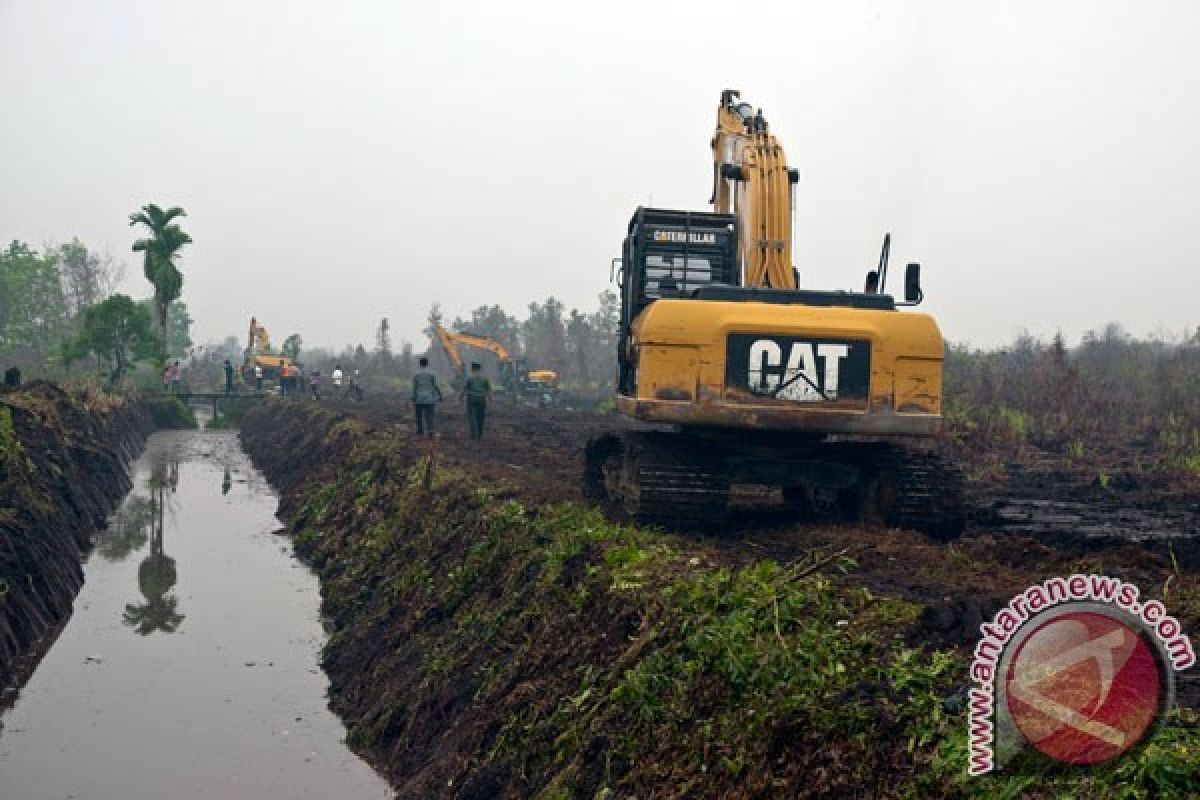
[{"xmin": 2, "ymin": 0, "xmax": 1197, "ymax": 349}]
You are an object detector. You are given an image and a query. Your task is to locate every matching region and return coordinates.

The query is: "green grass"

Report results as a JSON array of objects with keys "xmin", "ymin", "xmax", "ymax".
[
  {"xmin": 0, "ymin": 405, "xmax": 33, "ymax": 475},
  {"xmin": 0, "ymin": 406, "xmax": 20, "ymax": 465}
]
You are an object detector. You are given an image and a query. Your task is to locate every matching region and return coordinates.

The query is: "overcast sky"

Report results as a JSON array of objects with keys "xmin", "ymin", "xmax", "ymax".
[{"xmin": 2, "ymin": 0, "xmax": 1197, "ymax": 350}]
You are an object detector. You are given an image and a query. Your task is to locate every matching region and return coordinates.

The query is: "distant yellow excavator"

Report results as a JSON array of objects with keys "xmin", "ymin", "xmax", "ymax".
[
  {"xmin": 429, "ymin": 325, "xmax": 559, "ymax": 404},
  {"xmin": 584, "ymin": 89, "xmax": 964, "ymax": 538},
  {"xmin": 243, "ymin": 316, "xmax": 292, "ymax": 380}
]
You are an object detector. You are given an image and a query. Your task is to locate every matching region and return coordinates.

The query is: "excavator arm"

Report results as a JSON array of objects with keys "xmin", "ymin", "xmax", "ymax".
[
  {"xmin": 433, "ymin": 326, "xmax": 510, "ymax": 369},
  {"xmin": 448, "ymin": 331, "xmax": 510, "ymax": 361},
  {"xmin": 248, "ymin": 317, "xmax": 271, "ymax": 354},
  {"xmin": 710, "ymin": 89, "xmax": 798, "ymax": 290},
  {"xmin": 432, "ymin": 326, "xmax": 466, "ymax": 372}
]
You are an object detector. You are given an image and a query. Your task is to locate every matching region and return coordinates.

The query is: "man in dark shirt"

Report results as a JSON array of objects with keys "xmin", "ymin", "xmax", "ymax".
[
  {"xmin": 223, "ymin": 359, "xmax": 234, "ymax": 394},
  {"xmin": 462, "ymin": 362, "xmax": 491, "ymax": 440}
]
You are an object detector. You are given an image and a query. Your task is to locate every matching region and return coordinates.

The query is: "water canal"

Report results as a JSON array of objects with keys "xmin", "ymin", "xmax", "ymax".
[{"xmin": 0, "ymin": 428, "xmax": 391, "ymax": 799}]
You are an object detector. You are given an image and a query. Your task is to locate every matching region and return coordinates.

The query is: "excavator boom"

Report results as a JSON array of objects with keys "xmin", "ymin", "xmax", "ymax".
[
  {"xmin": 431, "ymin": 325, "xmax": 510, "ymax": 375},
  {"xmin": 710, "ymin": 89, "xmax": 798, "ymax": 290}
]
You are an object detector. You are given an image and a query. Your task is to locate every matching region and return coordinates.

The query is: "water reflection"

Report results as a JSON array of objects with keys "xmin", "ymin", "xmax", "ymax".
[
  {"xmin": 122, "ymin": 456, "xmax": 185, "ymax": 635},
  {"xmin": 0, "ymin": 430, "xmax": 393, "ymax": 799},
  {"xmin": 99, "ymin": 496, "xmax": 153, "ymax": 561},
  {"xmin": 222, "ymin": 466, "xmax": 232, "ymax": 495}
]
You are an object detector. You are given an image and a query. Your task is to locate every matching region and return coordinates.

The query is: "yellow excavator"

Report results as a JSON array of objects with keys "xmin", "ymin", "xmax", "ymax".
[
  {"xmin": 429, "ymin": 325, "xmax": 560, "ymax": 404},
  {"xmin": 430, "ymin": 325, "xmax": 511, "ymax": 383},
  {"xmin": 584, "ymin": 89, "xmax": 964, "ymax": 538},
  {"xmin": 242, "ymin": 316, "xmax": 292, "ymax": 381}
]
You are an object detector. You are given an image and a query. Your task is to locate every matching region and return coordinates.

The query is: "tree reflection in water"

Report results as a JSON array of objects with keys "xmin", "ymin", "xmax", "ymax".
[
  {"xmin": 99, "ymin": 496, "xmax": 153, "ymax": 561},
  {"xmin": 123, "ymin": 455, "xmax": 185, "ymax": 635}
]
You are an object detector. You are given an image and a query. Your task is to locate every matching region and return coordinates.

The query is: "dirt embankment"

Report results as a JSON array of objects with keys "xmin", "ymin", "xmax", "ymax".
[
  {"xmin": 242, "ymin": 399, "xmax": 1200, "ymax": 799},
  {"xmin": 0, "ymin": 383, "xmax": 192, "ymax": 697}
]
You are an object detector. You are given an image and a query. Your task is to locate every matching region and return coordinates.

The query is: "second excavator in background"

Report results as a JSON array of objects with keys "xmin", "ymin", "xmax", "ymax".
[
  {"xmin": 242, "ymin": 316, "xmax": 293, "ymax": 384},
  {"xmin": 428, "ymin": 325, "xmax": 560, "ymax": 406},
  {"xmin": 584, "ymin": 90, "xmax": 965, "ymax": 538}
]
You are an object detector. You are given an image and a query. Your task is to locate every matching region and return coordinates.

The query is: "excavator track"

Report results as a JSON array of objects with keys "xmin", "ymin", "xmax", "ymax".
[
  {"xmin": 584, "ymin": 432, "xmax": 730, "ymax": 530},
  {"xmin": 872, "ymin": 445, "xmax": 967, "ymax": 540},
  {"xmin": 585, "ymin": 432, "xmax": 966, "ymax": 539}
]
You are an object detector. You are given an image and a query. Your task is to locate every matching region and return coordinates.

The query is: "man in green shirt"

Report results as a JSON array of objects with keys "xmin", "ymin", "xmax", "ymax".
[{"xmin": 462, "ymin": 362, "xmax": 491, "ymax": 440}]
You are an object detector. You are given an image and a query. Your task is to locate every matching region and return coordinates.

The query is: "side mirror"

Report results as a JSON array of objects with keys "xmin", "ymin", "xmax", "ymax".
[{"xmin": 904, "ymin": 263, "xmax": 923, "ymax": 304}]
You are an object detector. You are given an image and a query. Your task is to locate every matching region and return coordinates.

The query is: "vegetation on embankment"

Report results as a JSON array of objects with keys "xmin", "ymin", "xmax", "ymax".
[
  {"xmin": 943, "ymin": 327, "xmax": 1200, "ymax": 492},
  {"xmin": 204, "ymin": 395, "xmax": 259, "ymax": 429},
  {"xmin": 241, "ymin": 400, "xmax": 1200, "ymax": 799},
  {"xmin": 0, "ymin": 383, "xmax": 193, "ymax": 695}
]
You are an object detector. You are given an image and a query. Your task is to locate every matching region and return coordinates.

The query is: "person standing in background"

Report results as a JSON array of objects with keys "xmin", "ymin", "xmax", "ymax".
[
  {"xmin": 462, "ymin": 362, "xmax": 492, "ymax": 440},
  {"xmin": 411, "ymin": 356, "xmax": 443, "ymax": 436},
  {"xmin": 331, "ymin": 364, "xmax": 344, "ymax": 399},
  {"xmin": 223, "ymin": 359, "xmax": 234, "ymax": 395}
]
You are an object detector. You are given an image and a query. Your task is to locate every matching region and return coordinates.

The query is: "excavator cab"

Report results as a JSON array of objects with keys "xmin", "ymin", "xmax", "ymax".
[{"xmin": 616, "ymin": 208, "xmax": 737, "ymax": 394}]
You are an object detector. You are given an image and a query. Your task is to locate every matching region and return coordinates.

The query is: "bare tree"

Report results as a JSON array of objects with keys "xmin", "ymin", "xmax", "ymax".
[
  {"xmin": 424, "ymin": 303, "xmax": 443, "ymax": 338},
  {"xmin": 376, "ymin": 317, "xmax": 393, "ymax": 367},
  {"xmin": 398, "ymin": 341, "xmax": 414, "ymax": 378},
  {"xmin": 54, "ymin": 238, "xmax": 124, "ymax": 316}
]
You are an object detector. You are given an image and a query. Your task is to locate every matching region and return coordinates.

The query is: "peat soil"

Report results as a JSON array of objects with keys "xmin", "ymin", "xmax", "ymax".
[
  {"xmin": 0, "ymin": 383, "xmax": 191, "ymax": 706},
  {"xmin": 243, "ymin": 395, "xmax": 1199, "ymax": 796}
]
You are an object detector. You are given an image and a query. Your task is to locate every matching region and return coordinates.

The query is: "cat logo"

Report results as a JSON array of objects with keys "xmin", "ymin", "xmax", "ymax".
[{"xmin": 725, "ymin": 335, "xmax": 870, "ymax": 404}]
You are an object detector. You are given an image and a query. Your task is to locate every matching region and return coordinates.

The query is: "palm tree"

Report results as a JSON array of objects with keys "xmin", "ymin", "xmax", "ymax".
[{"xmin": 129, "ymin": 204, "xmax": 192, "ymax": 360}]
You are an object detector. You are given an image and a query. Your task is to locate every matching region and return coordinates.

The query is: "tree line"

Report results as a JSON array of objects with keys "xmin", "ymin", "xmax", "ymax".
[
  {"xmin": 438, "ymin": 292, "xmax": 619, "ymax": 388},
  {"xmin": 1, "ymin": 203, "xmax": 194, "ymax": 386},
  {"xmin": 286, "ymin": 292, "xmax": 620, "ymax": 393},
  {"xmin": 944, "ymin": 324, "xmax": 1200, "ymax": 477}
]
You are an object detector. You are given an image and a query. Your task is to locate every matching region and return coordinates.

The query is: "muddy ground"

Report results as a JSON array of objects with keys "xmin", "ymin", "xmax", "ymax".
[
  {"xmin": 243, "ymin": 396, "xmax": 1200, "ymax": 798},
  {"xmin": 332, "ymin": 390, "xmax": 1199, "ymax": 578},
  {"xmin": 314, "ymin": 392, "xmax": 1200, "ymax": 710}
]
